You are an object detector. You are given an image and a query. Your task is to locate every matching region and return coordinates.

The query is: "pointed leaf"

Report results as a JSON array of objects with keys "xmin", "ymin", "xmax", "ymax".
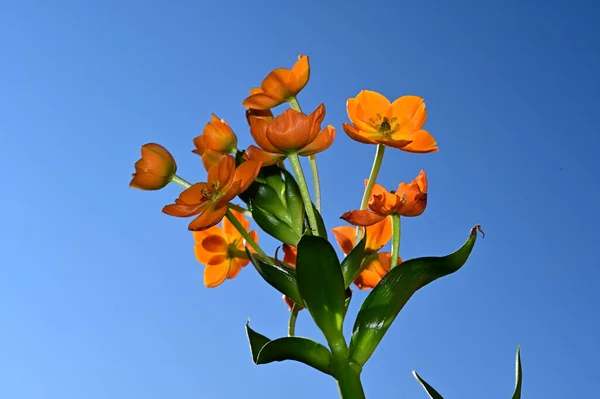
[
  {"xmin": 341, "ymin": 234, "xmax": 367, "ymax": 288},
  {"xmin": 246, "ymin": 322, "xmax": 271, "ymax": 363},
  {"xmin": 412, "ymin": 371, "xmax": 445, "ymax": 399},
  {"xmin": 349, "ymin": 226, "xmax": 482, "ymax": 366},
  {"xmin": 250, "ymin": 202, "xmax": 301, "ymax": 246},
  {"xmin": 253, "ymin": 183, "xmax": 292, "ymax": 224},
  {"xmin": 512, "ymin": 346, "xmax": 522, "ymax": 399},
  {"xmin": 256, "ymin": 337, "xmax": 333, "ymax": 375},
  {"xmin": 246, "ymin": 249, "xmax": 303, "ymax": 305},
  {"xmin": 296, "ymin": 235, "xmax": 346, "ymax": 347}
]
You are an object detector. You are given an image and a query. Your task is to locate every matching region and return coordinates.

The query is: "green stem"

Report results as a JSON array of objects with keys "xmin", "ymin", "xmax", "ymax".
[
  {"xmin": 390, "ymin": 214, "xmax": 401, "ymax": 269},
  {"xmin": 171, "ymin": 174, "xmax": 192, "ymax": 189},
  {"xmin": 355, "ymin": 144, "xmax": 386, "ymax": 243},
  {"xmin": 288, "ymin": 97, "xmax": 322, "ymax": 213},
  {"xmin": 287, "ymin": 153, "xmax": 319, "ymax": 235},
  {"xmin": 335, "ymin": 364, "xmax": 366, "ymax": 399},
  {"xmin": 225, "ymin": 209, "xmax": 268, "ymax": 260},
  {"xmin": 228, "ymin": 247, "xmax": 281, "ymax": 266},
  {"xmin": 308, "ymin": 155, "xmax": 321, "ymax": 212},
  {"xmin": 227, "ymin": 203, "xmax": 252, "ymax": 218},
  {"xmin": 288, "ymin": 304, "xmax": 299, "ymax": 337}
]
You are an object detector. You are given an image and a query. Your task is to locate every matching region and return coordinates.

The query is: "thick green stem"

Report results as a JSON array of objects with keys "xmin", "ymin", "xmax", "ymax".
[
  {"xmin": 288, "ymin": 304, "xmax": 299, "ymax": 336},
  {"xmin": 355, "ymin": 144, "xmax": 386, "ymax": 243},
  {"xmin": 227, "ymin": 203, "xmax": 252, "ymax": 218},
  {"xmin": 287, "ymin": 153, "xmax": 319, "ymax": 235},
  {"xmin": 390, "ymin": 214, "xmax": 401, "ymax": 269},
  {"xmin": 335, "ymin": 365, "xmax": 366, "ymax": 399},
  {"xmin": 171, "ymin": 175, "xmax": 192, "ymax": 189},
  {"xmin": 288, "ymin": 97, "xmax": 322, "ymax": 213},
  {"xmin": 225, "ymin": 209, "xmax": 268, "ymax": 260}
]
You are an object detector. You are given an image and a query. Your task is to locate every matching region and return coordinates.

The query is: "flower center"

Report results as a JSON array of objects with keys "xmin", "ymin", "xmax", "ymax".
[
  {"xmin": 200, "ymin": 180, "xmax": 223, "ymax": 202},
  {"xmin": 369, "ymin": 114, "xmax": 399, "ymax": 136}
]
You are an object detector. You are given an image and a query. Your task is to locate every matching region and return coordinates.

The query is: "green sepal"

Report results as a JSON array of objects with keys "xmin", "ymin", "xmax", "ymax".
[
  {"xmin": 349, "ymin": 226, "xmax": 482, "ymax": 366},
  {"xmin": 296, "ymin": 235, "xmax": 346, "ymax": 348},
  {"xmin": 246, "ymin": 248, "xmax": 303, "ymax": 306}
]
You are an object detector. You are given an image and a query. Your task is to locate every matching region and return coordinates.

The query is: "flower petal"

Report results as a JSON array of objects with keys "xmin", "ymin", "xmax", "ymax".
[
  {"xmin": 282, "ymin": 244, "xmax": 297, "ymax": 267},
  {"xmin": 227, "ymin": 258, "xmax": 245, "ymax": 279},
  {"xmin": 390, "ymin": 95, "xmax": 427, "ymax": 133},
  {"xmin": 365, "ymin": 216, "xmax": 392, "ymax": 252},
  {"xmin": 298, "ymin": 125, "xmax": 336, "ymax": 156},
  {"xmin": 266, "ymin": 109, "xmax": 312, "ymax": 152},
  {"xmin": 243, "ymin": 145, "xmax": 286, "ymax": 166},
  {"xmin": 243, "ymin": 93, "xmax": 281, "ymax": 110},
  {"xmin": 355, "ymin": 90, "xmax": 392, "ymax": 123},
  {"xmin": 289, "ymin": 55, "xmax": 310, "ymax": 95},
  {"xmin": 376, "ymin": 137, "xmax": 413, "ymax": 149},
  {"xmin": 340, "ymin": 210, "xmax": 387, "ymax": 226},
  {"xmin": 223, "ymin": 209, "xmax": 250, "ymax": 238},
  {"xmin": 233, "ymin": 159, "xmax": 262, "ymax": 193},
  {"xmin": 204, "ymin": 262, "xmax": 230, "ymax": 288},
  {"xmin": 207, "ymin": 155, "xmax": 235, "ymax": 188},
  {"xmin": 396, "ymin": 129, "xmax": 438, "ymax": 153},
  {"xmin": 248, "ymin": 114, "xmax": 279, "ymax": 153},
  {"xmin": 331, "ymin": 226, "xmax": 357, "ymax": 255},
  {"xmin": 201, "ymin": 234, "xmax": 228, "ymax": 253},
  {"xmin": 188, "ymin": 205, "xmax": 228, "ymax": 231},
  {"xmin": 342, "ymin": 122, "xmax": 377, "ymax": 145}
]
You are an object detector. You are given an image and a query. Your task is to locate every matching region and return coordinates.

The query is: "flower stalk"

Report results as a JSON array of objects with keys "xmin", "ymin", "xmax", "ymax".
[
  {"xmin": 225, "ymin": 209, "xmax": 268, "ymax": 260},
  {"xmin": 355, "ymin": 144, "xmax": 386, "ymax": 242},
  {"xmin": 288, "ymin": 304, "xmax": 299, "ymax": 337},
  {"xmin": 288, "ymin": 153, "xmax": 320, "ymax": 235},
  {"xmin": 171, "ymin": 175, "xmax": 191, "ymax": 189},
  {"xmin": 390, "ymin": 214, "xmax": 401, "ymax": 270}
]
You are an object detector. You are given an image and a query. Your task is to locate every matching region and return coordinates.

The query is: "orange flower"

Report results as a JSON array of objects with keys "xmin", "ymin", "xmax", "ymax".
[
  {"xmin": 243, "ymin": 104, "xmax": 336, "ymax": 166},
  {"xmin": 193, "ymin": 210, "xmax": 258, "ymax": 288},
  {"xmin": 332, "ymin": 217, "xmax": 400, "ymax": 290},
  {"xmin": 193, "ymin": 114, "xmax": 238, "ymax": 170},
  {"xmin": 353, "ymin": 252, "xmax": 402, "ymax": 290},
  {"xmin": 163, "ymin": 155, "xmax": 262, "ymax": 231},
  {"xmin": 242, "ymin": 55, "xmax": 310, "ymax": 110},
  {"xmin": 342, "ymin": 90, "xmax": 437, "ymax": 153},
  {"xmin": 130, "ymin": 143, "xmax": 177, "ymax": 190},
  {"xmin": 341, "ymin": 170, "xmax": 428, "ymax": 226}
]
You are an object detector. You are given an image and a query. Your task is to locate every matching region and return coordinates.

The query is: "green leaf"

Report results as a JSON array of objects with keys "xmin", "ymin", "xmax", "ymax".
[
  {"xmin": 349, "ymin": 226, "xmax": 482, "ymax": 366},
  {"xmin": 296, "ymin": 235, "xmax": 346, "ymax": 347},
  {"xmin": 250, "ymin": 202, "xmax": 301, "ymax": 246},
  {"xmin": 343, "ymin": 288, "xmax": 352, "ymax": 319},
  {"xmin": 341, "ymin": 234, "xmax": 367, "ymax": 288},
  {"xmin": 246, "ymin": 248, "xmax": 303, "ymax": 305},
  {"xmin": 512, "ymin": 346, "xmax": 522, "ymax": 399},
  {"xmin": 252, "ymin": 183, "xmax": 292, "ymax": 225},
  {"xmin": 246, "ymin": 322, "xmax": 271, "ymax": 363},
  {"xmin": 281, "ymin": 169, "xmax": 305, "ymax": 235},
  {"xmin": 256, "ymin": 337, "xmax": 333, "ymax": 375},
  {"xmin": 412, "ymin": 371, "xmax": 445, "ymax": 399}
]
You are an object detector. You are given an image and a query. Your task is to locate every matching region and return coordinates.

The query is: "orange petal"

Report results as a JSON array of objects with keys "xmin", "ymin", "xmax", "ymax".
[
  {"xmin": 282, "ymin": 244, "xmax": 297, "ymax": 267},
  {"xmin": 289, "ymin": 55, "xmax": 310, "ymax": 95},
  {"xmin": 188, "ymin": 205, "xmax": 228, "ymax": 231},
  {"xmin": 261, "ymin": 68, "xmax": 293, "ymax": 100},
  {"xmin": 342, "ymin": 122, "xmax": 377, "ymax": 145},
  {"xmin": 204, "ymin": 262, "xmax": 230, "ymax": 288},
  {"xmin": 242, "ymin": 93, "xmax": 281, "ymax": 110},
  {"xmin": 390, "ymin": 95, "xmax": 427, "ymax": 133},
  {"xmin": 396, "ymin": 130, "xmax": 438, "ymax": 153},
  {"xmin": 227, "ymin": 258, "xmax": 245, "ymax": 279},
  {"xmin": 246, "ymin": 230, "xmax": 259, "ymax": 253},
  {"xmin": 305, "ymin": 103, "xmax": 327, "ymax": 145},
  {"xmin": 207, "ymin": 155, "xmax": 235, "ymax": 188},
  {"xmin": 368, "ymin": 192, "xmax": 402, "ymax": 216},
  {"xmin": 243, "ymin": 145, "xmax": 286, "ymax": 166},
  {"xmin": 365, "ymin": 216, "xmax": 392, "ymax": 252},
  {"xmin": 340, "ymin": 210, "xmax": 387, "ymax": 226},
  {"xmin": 298, "ymin": 125, "xmax": 336, "ymax": 156},
  {"xmin": 331, "ymin": 226, "xmax": 357, "ymax": 255},
  {"xmin": 201, "ymin": 234, "xmax": 228, "ymax": 253},
  {"xmin": 223, "ymin": 209, "xmax": 250, "ymax": 238},
  {"xmin": 355, "ymin": 90, "xmax": 392, "ymax": 122},
  {"xmin": 233, "ymin": 159, "xmax": 262, "ymax": 193},
  {"xmin": 248, "ymin": 116, "xmax": 279, "ymax": 153},
  {"xmin": 353, "ymin": 268, "xmax": 381, "ymax": 290},
  {"xmin": 377, "ymin": 137, "xmax": 413, "ymax": 149},
  {"xmin": 201, "ymin": 149, "xmax": 222, "ymax": 171},
  {"xmin": 266, "ymin": 109, "xmax": 311, "ymax": 152},
  {"xmin": 216, "ymin": 180, "xmax": 242, "ymax": 208},
  {"xmin": 193, "ymin": 135, "xmax": 207, "ymax": 155}
]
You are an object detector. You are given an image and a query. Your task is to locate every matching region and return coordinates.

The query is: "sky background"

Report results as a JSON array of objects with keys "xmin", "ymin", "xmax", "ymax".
[{"xmin": 1, "ymin": 0, "xmax": 599, "ymax": 398}]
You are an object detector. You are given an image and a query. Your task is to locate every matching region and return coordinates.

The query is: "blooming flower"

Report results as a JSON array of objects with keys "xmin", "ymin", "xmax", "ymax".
[
  {"xmin": 163, "ymin": 155, "xmax": 262, "ymax": 231},
  {"xmin": 193, "ymin": 114, "xmax": 238, "ymax": 170},
  {"xmin": 242, "ymin": 55, "xmax": 310, "ymax": 110},
  {"xmin": 243, "ymin": 104, "xmax": 336, "ymax": 166},
  {"xmin": 341, "ymin": 170, "xmax": 428, "ymax": 226},
  {"xmin": 130, "ymin": 143, "xmax": 177, "ymax": 190},
  {"xmin": 193, "ymin": 210, "xmax": 258, "ymax": 288},
  {"xmin": 332, "ymin": 217, "xmax": 401, "ymax": 290},
  {"xmin": 342, "ymin": 90, "xmax": 437, "ymax": 153}
]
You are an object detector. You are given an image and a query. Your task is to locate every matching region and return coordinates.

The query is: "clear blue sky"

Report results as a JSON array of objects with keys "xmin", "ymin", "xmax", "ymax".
[{"xmin": 1, "ymin": 0, "xmax": 599, "ymax": 398}]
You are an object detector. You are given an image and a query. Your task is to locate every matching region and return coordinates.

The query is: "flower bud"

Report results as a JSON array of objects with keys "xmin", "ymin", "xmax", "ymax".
[{"xmin": 130, "ymin": 143, "xmax": 177, "ymax": 190}]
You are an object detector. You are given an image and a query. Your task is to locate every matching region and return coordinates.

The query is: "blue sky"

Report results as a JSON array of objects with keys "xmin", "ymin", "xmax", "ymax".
[{"xmin": 1, "ymin": 0, "xmax": 599, "ymax": 398}]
